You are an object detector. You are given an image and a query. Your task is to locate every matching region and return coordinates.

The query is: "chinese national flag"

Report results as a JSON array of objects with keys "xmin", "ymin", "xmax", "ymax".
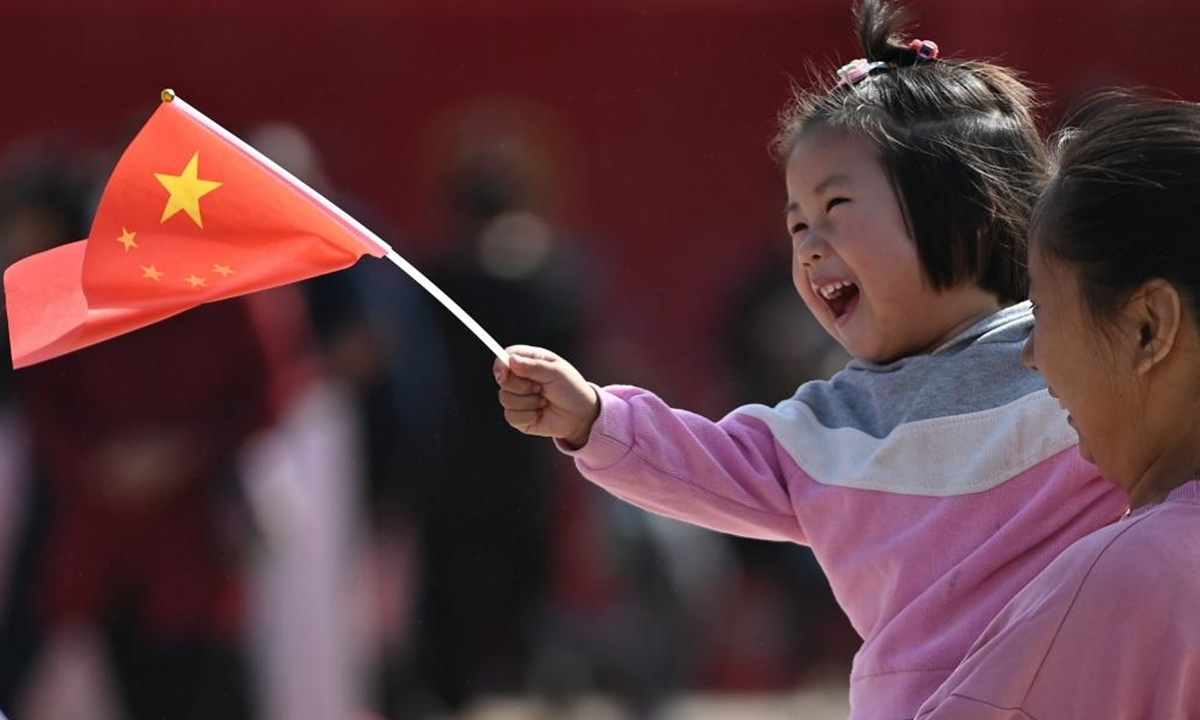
[{"xmin": 4, "ymin": 91, "xmax": 389, "ymax": 368}]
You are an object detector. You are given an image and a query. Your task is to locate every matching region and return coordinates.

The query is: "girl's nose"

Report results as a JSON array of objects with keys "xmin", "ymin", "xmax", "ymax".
[{"xmin": 797, "ymin": 233, "xmax": 826, "ymax": 267}]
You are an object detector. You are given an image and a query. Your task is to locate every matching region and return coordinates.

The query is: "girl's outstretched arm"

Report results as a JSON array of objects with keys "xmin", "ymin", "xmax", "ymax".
[{"xmin": 495, "ymin": 344, "xmax": 600, "ymax": 449}]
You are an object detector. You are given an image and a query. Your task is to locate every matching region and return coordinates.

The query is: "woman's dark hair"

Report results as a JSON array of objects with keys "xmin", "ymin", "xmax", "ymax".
[
  {"xmin": 773, "ymin": 0, "xmax": 1046, "ymax": 304},
  {"xmin": 1032, "ymin": 91, "xmax": 1200, "ymax": 326}
]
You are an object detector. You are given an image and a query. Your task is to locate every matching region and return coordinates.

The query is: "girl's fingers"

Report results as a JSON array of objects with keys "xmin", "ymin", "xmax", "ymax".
[
  {"xmin": 506, "ymin": 353, "xmax": 565, "ymax": 384},
  {"xmin": 504, "ymin": 408, "xmax": 542, "ymax": 431},
  {"xmin": 505, "ymin": 345, "xmax": 560, "ymax": 362},
  {"xmin": 498, "ymin": 373, "xmax": 542, "ymax": 394},
  {"xmin": 499, "ymin": 388, "xmax": 546, "ymax": 411}
]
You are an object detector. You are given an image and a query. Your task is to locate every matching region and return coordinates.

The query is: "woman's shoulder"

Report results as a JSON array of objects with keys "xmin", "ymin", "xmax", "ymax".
[
  {"xmin": 1002, "ymin": 516, "xmax": 1136, "ymax": 616},
  {"xmin": 1007, "ymin": 501, "xmax": 1200, "ymax": 635},
  {"xmin": 1073, "ymin": 500, "xmax": 1200, "ymax": 602},
  {"xmin": 969, "ymin": 512, "xmax": 1182, "ymax": 664}
]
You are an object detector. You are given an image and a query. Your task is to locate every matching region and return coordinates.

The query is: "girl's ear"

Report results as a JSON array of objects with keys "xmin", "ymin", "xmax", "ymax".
[{"xmin": 1126, "ymin": 278, "xmax": 1183, "ymax": 375}]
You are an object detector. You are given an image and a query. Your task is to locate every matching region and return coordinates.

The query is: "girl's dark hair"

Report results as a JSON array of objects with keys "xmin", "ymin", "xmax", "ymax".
[
  {"xmin": 1032, "ymin": 91, "xmax": 1200, "ymax": 327},
  {"xmin": 773, "ymin": 0, "xmax": 1046, "ymax": 304}
]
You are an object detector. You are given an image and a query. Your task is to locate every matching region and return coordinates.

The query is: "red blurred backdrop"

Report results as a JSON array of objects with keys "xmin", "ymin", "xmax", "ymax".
[{"xmin": 1, "ymin": 0, "xmax": 1195, "ymax": 408}]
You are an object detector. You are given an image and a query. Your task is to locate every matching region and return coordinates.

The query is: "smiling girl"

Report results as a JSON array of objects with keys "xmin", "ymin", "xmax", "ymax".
[{"xmin": 494, "ymin": 2, "xmax": 1127, "ymax": 717}]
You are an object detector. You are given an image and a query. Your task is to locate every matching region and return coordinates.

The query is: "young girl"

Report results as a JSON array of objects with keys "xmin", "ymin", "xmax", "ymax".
[
  {"xmin": 916, "ymin": 93, "xmax": 1200, "ymax": 719},
  {"xmin": 495, "ymin": 2, "xmax": 1128, "ymax": 717}
]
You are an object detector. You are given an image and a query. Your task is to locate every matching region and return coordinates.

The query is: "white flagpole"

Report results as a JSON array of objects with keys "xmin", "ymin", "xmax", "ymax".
[
  {"xmin": 382, "ymin": 249, "xmax": 510, "ymax": 362},
  {"xmin": 163, "ymin": 89, "xmax": 510, "ymax": 365}
]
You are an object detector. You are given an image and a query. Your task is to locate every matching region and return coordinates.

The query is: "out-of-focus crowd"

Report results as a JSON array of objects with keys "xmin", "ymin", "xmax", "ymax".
[{"xmin": 0, "ymin": 101, "xmax": 854, "ymax": 720}]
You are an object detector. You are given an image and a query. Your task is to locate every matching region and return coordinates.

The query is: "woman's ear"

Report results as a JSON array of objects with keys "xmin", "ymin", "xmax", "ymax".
[{"xmin": 1127, "ymin": 278, "xmax": 1182, "ymax": 375}]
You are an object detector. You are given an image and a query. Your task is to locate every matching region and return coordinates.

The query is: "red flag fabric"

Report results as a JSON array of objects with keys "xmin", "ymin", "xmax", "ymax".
[{"xmin": 4, "ymin": 91, "xmax": 388, "ymax": 368}]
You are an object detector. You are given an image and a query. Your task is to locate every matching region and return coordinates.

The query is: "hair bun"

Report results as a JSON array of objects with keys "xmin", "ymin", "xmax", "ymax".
[{"xmin": 856, "ymin": 0, "xmax": 921, "ymax": 66}]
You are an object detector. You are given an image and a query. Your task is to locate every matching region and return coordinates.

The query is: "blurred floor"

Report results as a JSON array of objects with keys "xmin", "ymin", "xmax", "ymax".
[
  {"xmin": 453, "ymin": 687, "xmax": 851, "ymax": 720},
  {"xmin": 15, "ymin": 632, "xmax": 851, "ymax": 720}
]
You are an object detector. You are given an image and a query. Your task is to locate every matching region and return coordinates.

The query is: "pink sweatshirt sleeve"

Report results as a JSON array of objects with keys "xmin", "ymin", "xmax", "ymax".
[{"xmin": 561, "ymin": 385, "xmax": 809, "ymax": 543}]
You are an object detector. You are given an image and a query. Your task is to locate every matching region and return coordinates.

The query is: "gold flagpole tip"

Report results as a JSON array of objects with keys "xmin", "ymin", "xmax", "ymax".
[{"xmin": 161, "ymin": 88, "xmax": 176, "ymax": 103}]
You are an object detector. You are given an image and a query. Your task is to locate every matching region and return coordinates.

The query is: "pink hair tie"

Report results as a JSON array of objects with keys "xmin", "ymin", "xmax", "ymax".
[
  {"xmin": 908, "ymin": 39, "xmax": 939, "ymax": 62},
  {"xmin": 835, "ymin": 58, "xmax": 889, "ymax": 88}
]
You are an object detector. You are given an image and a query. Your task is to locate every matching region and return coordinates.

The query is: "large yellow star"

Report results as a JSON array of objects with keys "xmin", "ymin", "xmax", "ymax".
[{"xmin": 154, "ymin": 152, "xmax": 222, "ymax": 228}]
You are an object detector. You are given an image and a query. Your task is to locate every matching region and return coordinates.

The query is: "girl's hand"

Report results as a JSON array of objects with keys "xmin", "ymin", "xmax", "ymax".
[{"xmin": 495, "ymin": 345, "xmax": 599, "ymax": 449}]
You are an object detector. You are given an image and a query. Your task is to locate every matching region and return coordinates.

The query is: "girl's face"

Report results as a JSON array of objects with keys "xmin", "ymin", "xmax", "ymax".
[
  {"xmin": 785, "ymin": 126, "xmax": 998, "ymax": 363},
  {"xmin": 1022, "ymin": 241, "xmax": 1140, "ymax": 481}
]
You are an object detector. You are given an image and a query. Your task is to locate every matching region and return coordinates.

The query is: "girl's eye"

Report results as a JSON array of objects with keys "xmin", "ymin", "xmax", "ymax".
[
  {"xmin": 790, "ymin": 222, "xmax": 809, "ymax": 235},
  {"xmin": 826, "ymin": 197, "xmax": 849, "ymax": 213}
]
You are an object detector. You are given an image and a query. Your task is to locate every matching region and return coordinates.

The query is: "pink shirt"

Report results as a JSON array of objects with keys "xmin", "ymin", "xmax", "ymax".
[{"xmin": 916, "ymin": 480, "xmax": 1200, "ymax": 720}]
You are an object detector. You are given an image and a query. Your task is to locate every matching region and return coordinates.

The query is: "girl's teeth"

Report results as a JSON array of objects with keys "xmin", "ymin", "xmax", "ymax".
[{"xmin": 818, "ymin": 280, "xmax": 852, "ymax": 299}]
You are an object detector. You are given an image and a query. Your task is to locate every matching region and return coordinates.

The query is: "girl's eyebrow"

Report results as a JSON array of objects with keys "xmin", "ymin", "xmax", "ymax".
[
  {"xmin": 813, "ymin": 173, "xmax": 851, "ymax": 196},
  {"xmin": 784, "ymin": 173, "xmax": 852, "ymax": 216}
]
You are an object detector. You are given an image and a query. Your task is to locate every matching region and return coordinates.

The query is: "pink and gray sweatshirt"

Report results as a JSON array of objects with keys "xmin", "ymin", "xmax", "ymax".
[
  {"xmin": 559, "ymin": 303, "xmax": 1129, "ymax": 720},
  {"xmin": 915, "ymin": 480, "xmax": 1200, "ymax": 720}
]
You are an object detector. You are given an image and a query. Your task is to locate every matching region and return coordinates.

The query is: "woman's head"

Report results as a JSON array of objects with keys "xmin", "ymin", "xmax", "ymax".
[
  {"xmin": 1024, "ymin": 93, "xmax": 1200, "ymax": 504},
  {"xmin": 776, "ymin": 0, "xmax": 1046, "ymax": 362}
]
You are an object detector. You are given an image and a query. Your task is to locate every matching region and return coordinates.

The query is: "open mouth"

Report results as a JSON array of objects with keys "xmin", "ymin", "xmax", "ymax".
[{"xmin": 816, "ymin": 280, "xmax": 861, "ymax": 321}]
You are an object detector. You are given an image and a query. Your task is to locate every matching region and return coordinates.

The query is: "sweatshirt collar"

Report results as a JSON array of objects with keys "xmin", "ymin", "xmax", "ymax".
[
  {"xmin": 1127, "ymin": 479, "xmax": 1200, "ymax": 519},
  {"xmin": 931, "ymin": 301, "xmax": 1033, "ymax": 356}
]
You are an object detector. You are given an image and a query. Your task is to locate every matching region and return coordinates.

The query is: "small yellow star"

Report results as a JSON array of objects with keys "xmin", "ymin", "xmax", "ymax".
[
  {"xmin": 212, "ymin": 263, "xmax": 234, "ymax": 277},
  {"xmin": 141, "ymin": 265, "xmax": 164, "ymax": 282},
  {"xmin": 185, "ymin": 274, "xmax": 207, "ymax": 288},
  {"xmin": 155, "ymin": 152, "xmax": 222, "ymax": 228},
  {"xmin": 116, "ymin": 227, "xmax": 138, "ymax": 252}
]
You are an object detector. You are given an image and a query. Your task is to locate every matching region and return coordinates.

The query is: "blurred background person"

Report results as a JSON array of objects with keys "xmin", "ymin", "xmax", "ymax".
[
  {"xmin": 387, "ymin": 96, "xmax": 594, "ymax": 717},
  {"xmin": 0, "ymin": 130, "xmax": 328, "ymax": 720},
  {"xmin": 246, "ymin": 120, "xmax": 454, "ymax": 720},
  {"xmin": 0, "ymin": 203, "xmax": 289, "ymax": 720},
  {"xmin": 0, "ymin": 147, "xmax": 96, "ymax": 717}
]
